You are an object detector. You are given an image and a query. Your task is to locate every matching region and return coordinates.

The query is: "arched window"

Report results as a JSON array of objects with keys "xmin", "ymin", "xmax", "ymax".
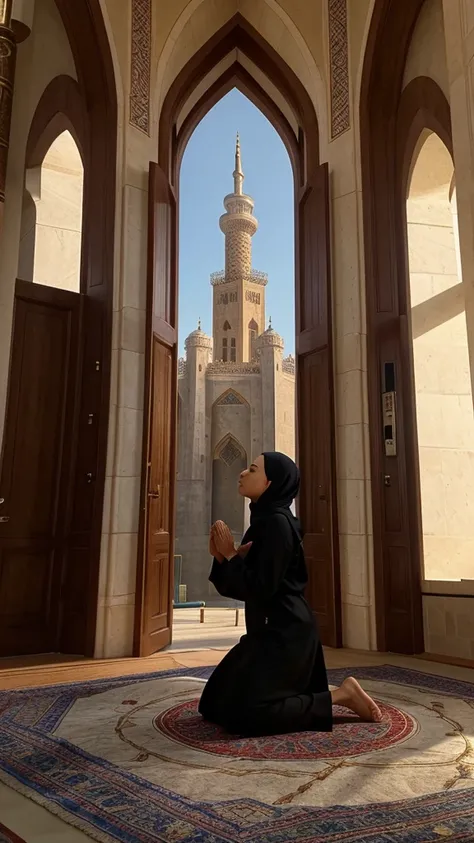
[
  {"xmin": 248, "ymin": 318, "xmax": 258, "ymax": 361},
  {"xmin": 18, "ymin": 130, "xmax": 84, "ymax": 292},
  {"xmin": 406, "ymin": 131, "xmax": 474, "ymax": 582}
]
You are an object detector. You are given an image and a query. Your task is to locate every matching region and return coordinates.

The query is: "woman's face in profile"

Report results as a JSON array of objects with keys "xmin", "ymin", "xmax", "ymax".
[{"xmin": 238, "ymin": 454, "xmax": 271, "ymax": 501}]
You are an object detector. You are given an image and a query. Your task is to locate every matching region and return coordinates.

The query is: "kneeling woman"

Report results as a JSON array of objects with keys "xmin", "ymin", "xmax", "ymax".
[{"xmin": 199, "ymin": 452, "xmax": 382, "ymax": 737}]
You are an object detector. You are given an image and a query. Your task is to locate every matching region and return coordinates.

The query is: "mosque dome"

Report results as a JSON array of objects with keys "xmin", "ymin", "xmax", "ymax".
[
  {"xmin": 255, "ymin": 319, "xmax": 284, "ymax": 350},
  {"xmin": 185, "ymin": 319, "xmax": 212, "ymax": 350}
]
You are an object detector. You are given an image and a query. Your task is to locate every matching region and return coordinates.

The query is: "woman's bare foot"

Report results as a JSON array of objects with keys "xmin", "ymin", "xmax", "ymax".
[{"xmin": 331, "ymin": 677, "xmax": 383, "ymax": 722}]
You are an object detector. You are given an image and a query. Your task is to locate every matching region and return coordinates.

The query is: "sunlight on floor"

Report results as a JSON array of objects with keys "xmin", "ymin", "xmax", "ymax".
[{"xmin": 170, "ymin": 606, "xmax": 245, "ymax": 651}]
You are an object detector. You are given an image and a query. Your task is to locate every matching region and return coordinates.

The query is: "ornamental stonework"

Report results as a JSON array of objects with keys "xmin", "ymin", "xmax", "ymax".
[
  {"xmin": 207, "ymin": 362, "xmax": 260, "ymax": 375},
  {"xmin": 328, "ymin": 0, "xmax": 350, "ymax": 139},
  {"xmin": 217, "ymin": 291, "xmax": 237, "ymax": 305},
  {"xmin": 220, "ymin": 439, "xmax": 242, "ymax": 467},
  {"xmin": 130, "ymin": 0, "xmax": 151, "ymax": 134},
  {"xmin": 217, "ymin": 391, "xmax": 245, "ymax": 406},
  {"xmin": 225, "ymin": 233, "xmax": 252, "ymax": 277}
]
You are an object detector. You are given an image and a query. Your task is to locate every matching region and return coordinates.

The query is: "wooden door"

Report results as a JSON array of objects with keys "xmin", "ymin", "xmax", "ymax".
[
  {"xmin": 374, "ymin": 316, "xmax": 424, "ymax": 654},
  {"xmin": 0, "ymin": 279, "xmax": 80, "ymax": 656},
  {"xmin": 135, "ymin": 163, "xmax": 177, "ymax": 657},
  {"xmin": 296, "ymin": 163, "xmax": 341, "ymax": 648}
]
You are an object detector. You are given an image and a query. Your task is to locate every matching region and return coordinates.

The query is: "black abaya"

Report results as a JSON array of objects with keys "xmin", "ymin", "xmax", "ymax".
[{"xmin": 198, "ymin": 510, "xmax": 333, "ymax": 736}]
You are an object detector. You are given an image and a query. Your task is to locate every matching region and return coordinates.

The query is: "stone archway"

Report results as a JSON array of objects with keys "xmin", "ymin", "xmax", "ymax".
[
  {"xmin": 360, "ymin": 0, "xmax": 455, "ymax": 654},
  {"xmin": 135, "ymin": 13, "xmax": 342, "ymax": 654}
]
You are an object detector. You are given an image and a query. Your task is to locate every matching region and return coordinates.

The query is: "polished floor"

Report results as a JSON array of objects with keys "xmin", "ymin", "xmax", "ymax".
[{"xmin": 0, "ymin": 612, "xmax": 473, "ymax": 842}]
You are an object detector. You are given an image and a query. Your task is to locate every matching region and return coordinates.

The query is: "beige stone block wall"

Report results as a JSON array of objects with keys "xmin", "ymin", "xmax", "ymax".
[
  {"xmin": 423, "ymin": 594, "xmax": 474, "ymax": 659},
  {"xmin": 275, "ymin": 372, "xmax": 295, "ymax": 460}
]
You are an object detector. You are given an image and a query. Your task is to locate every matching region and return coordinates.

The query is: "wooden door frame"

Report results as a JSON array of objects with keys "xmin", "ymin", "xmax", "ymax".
[
  {"xmin": 0, "ymin": 0, "xmax": 117, "ymax": 656},
  {"xmin": 150, "ymin": 13, "xmax": 341, "ymax": 648},
  {"xmin": 360, "ymin": 0, "xmax": 453, "ymax": 653}
]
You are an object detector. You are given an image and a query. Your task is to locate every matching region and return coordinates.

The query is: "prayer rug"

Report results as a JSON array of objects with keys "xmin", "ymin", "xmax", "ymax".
[
  {"xmin": 0, "ymin": 824, "xmax": 26, "ymax": 843},
  {"xmin": 0, "ymin": 665, "xmax": 473, "ymax": 841}
]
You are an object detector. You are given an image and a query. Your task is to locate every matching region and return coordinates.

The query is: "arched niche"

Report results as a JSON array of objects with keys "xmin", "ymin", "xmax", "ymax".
[
  {"xmin": 159, "ymin": 14, "xmax": 320, "ymax": 188},
  {"xmin": 154, "ymin": 0, "xmax": 327, "ymax": 154},
  {"xmin": 212, "ymin": 434, "xmax": 247, "ymax": 535},
  {"xmin": 19, "ymin": 129, "xmax": 84, "ymax": 292}
]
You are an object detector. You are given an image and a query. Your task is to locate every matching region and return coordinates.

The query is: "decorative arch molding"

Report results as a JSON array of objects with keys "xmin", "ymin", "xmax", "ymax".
[
  {"xmin": 360, "ymin": 0, "xmax": 452, "ymax": 655},
  {"xmin": 215, "ymin": 388, "xmax": 249, "ymax": 408},
  {"xmin": 159, "ymin": 14, "xmax": 319, "ymax": 186},
  {"xmin": 214, "ymin": 433, "xmax": 246, "ymax": 465},
  {"xmin": 155, "ymin": 0, "xmax": 326, "ymax": 145},
  {"xmin": 397, "ymin": 76, "xmax": 452, "ymax": 199},
  {"xmin": 25, "ymin": 76, "xmax": 87, "ymax": 169}
]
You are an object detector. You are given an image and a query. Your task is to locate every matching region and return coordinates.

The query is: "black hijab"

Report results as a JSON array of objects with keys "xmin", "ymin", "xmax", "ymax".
[{"xmin": 249, "ymin": 452, "xmax": 302, "ymax": 541}]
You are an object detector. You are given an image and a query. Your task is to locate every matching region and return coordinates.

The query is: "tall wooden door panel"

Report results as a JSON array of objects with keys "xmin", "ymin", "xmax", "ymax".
[
  {"xmin": 142, "ymin": 338, "xmax": 173, "ymax": 653},
  {"xmin": 135, "ymin": 162, "xmax": 177, "ymax": 657},
  {"xmin": 0, "ymin": 280, "xmax": 80, "ymax": 656},
  {"xmin": 296, "ymin": 163, "xmax": 341, "ymax": 647},
  {"xmin": 376, "ymin": 318, "xmax": 424, "ymax": 654}
]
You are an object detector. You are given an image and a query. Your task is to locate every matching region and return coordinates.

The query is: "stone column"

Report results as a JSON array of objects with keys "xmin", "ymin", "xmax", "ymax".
[{"xmin": 0, "ymin": 0, "xmax": 16, "ymax": 232}]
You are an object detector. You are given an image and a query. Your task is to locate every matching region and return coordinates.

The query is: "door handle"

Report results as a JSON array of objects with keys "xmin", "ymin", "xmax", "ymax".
[
  {"xmin": 148, "ymin": 486, "xmax": 160, "ymax": 499},
  {"xmin": 0, "ymin": 516, "xmax": 9, "ymax": 523}
]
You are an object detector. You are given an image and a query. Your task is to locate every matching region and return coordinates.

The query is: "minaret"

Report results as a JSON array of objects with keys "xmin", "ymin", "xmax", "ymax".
[{"xmin": 211, "ymin": 134, "xmax": 267, "ymax": 363}]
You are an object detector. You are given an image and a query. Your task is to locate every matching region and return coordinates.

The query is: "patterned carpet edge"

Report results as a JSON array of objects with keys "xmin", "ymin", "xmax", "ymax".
[{"xmin": 0, "ymin": 768, "xmax": 111, "ymax": 843}]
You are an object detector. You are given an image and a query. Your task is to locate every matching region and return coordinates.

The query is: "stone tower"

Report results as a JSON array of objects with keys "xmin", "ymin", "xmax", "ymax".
[
  {"xmin": 256, "ymin": 320, "xmax": 285, "ymax": 451},
  {"xmin": 211, "ymin": 135, "xmax": 267, "ymax": 363}
]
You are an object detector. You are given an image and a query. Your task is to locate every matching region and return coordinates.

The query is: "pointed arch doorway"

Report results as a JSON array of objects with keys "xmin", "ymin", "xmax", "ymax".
[
  {"xmin": 0, "ymin": 0, "xmax": 117, "ymax": 658},
  {"xmin": 360, "ymin": 0, "xmax": 468, "ymax": 654},
  {"xmin": 135, "ymin": 14, "xmax": 341, "ymax": 656}
]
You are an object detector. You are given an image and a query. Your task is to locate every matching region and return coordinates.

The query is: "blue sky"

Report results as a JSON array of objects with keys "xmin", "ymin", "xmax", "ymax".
[{"xmin": 179, "ymin": 88, "xmax": 295, "ymax": 356}]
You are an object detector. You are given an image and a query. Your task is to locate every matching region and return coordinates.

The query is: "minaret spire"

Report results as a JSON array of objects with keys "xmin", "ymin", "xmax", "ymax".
[{"xmin": 233, "ymin": 132, "xmax": 244, "ymax": 195}]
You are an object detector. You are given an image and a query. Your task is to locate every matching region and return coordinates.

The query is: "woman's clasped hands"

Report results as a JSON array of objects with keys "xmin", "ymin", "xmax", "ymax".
[{"xmin": 209, "ymin": 520, "xmax": 252, "ymax": 563}]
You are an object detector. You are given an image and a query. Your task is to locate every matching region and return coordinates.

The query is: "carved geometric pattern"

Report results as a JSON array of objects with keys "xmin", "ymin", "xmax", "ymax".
[
  {"xmin": 217, "ymin": 391, "xmax": 244, "ymax": 406},
  {"xmin": 219, "ymin": 437, "xmax": 242, "ymax": 466},
  {"xmin": 328, "ymin": 0, "xmax": 350, "ymax": 139},
  {"xmin": 226, "ymin": 231, "xmax": 252, "ymax": 278},
  {"xmin": 130, "ymin": 0, "xmax": 151, "ymax": 134}
]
